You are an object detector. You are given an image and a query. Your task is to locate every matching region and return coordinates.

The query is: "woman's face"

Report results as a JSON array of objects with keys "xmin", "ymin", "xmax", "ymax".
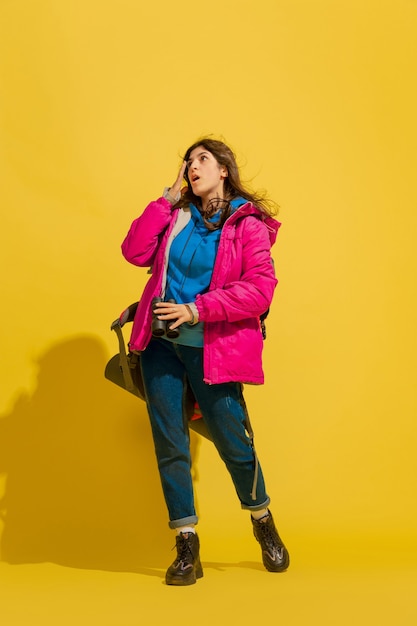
[{"xmin": 186, "ymin": 146, "xmax": 228, "ymax": 202}]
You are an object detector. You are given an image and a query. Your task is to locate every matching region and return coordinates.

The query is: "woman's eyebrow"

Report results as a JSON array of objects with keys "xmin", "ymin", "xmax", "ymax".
[{"xmin": 188, "ymin": 151, "xmax": 209, "ymax": 163}]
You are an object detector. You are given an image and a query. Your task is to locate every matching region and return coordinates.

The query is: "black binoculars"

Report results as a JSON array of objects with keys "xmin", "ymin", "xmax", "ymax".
[{"xmin": 151, "ymin": 297, "xmax": 180, "ymax": 339}]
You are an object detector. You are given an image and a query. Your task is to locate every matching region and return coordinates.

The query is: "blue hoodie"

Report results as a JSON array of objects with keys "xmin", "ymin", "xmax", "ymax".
[
  {"xmin": 165, "ymin": 198, "xmax": 246, "ymax": 304},
  {"xmin": 164, "ymin": 198, "xmax": 246, "ymax": 346}
]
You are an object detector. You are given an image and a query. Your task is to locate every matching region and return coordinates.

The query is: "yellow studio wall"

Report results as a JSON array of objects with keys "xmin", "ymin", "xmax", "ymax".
[{"xmin": 0, "ymin": 0, "xmax": 416, "ymax": 571}]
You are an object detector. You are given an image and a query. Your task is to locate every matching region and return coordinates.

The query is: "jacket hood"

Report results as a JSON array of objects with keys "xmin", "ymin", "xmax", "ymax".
[{"xmin": 226, "ymin": 201, "xmax": 281, "ymax": 246}]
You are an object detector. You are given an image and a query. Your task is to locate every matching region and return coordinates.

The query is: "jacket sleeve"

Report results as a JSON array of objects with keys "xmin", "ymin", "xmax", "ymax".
[
  {"xmin": 121, "ymin": 197, "xmax": 173, "ymax": 267},
  {"xmin": 195, "ymin": 216, "xmax": 279, "ymax": 322}
]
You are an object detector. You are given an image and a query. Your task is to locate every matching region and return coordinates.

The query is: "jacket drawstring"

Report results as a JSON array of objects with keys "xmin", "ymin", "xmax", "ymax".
[{"xmin": 239, "ymin": 388, "xmax": 259, "ymax": 501}]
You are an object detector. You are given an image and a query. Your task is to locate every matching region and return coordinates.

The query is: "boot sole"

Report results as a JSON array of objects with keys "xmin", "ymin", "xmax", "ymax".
[{"xmin": 165, "ymin": 562, "xmax": 204, "ymax": 586}]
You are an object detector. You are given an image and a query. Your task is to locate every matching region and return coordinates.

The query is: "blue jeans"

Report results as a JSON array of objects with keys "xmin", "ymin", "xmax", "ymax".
[{"xmin": 140, "ymin": 338, "xmax": 270, "ymax": 529}]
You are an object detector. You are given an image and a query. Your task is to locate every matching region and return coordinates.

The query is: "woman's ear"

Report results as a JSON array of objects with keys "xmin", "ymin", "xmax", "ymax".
[{"xmin": 220, "ymin": 166, "xmax": 228, "ymax": 179}]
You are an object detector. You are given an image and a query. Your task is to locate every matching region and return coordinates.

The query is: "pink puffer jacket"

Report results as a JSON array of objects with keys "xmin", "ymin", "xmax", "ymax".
[{"xmin": 121, "ymin": 197, "xmax": 280, "ymax": 384}]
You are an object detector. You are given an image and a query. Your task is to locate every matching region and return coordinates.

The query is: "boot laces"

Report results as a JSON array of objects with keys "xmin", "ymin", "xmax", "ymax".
[
  {"xmin": 173, "ymin": 533, "xmax": 194, "ymax": 565},
  {"xmin": 259, "ymin": 520, "xmax": 280, "ymax": 551}
]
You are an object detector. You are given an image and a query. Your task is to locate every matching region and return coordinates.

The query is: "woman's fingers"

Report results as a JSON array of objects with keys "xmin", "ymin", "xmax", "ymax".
[
  {"xmin": 153, "ymin": 302, "xmax": 192, "ymax": 326},
  {"xmin": 170, "ymin": 161, "xmax": 187, "ymax": 196}
]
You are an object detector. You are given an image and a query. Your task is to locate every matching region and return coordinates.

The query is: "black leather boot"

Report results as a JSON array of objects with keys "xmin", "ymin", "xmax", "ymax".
[
  {"xmin": 252, "ymin": 510, "xmax": 290, "ymax": 572},
  {"xmin": 165, "ymin": 532, "xmax": 203, "ymax": 586}
]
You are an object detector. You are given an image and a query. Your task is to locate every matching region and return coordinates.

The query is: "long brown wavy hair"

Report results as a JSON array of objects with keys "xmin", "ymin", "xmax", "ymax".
[{"xmin": 174, "ymin": 138, "xmax": 278, "ymax": 230}]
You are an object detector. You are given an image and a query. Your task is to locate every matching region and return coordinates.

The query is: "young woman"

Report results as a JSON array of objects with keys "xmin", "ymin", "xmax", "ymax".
[{"xmin": 121, "ymin": 138, "xmax": 289, "ymax": 585}]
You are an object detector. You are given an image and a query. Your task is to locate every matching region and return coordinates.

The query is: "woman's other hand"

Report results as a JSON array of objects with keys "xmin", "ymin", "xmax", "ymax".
[{"xmin": 153, "ymin": 300, "xmax": 193, "ymax": 331}]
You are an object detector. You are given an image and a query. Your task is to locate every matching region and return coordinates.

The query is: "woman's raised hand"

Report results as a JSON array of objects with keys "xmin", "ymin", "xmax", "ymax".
[{"xmin": 169, "ymin": 161, "xmax": 187, "ymax": 198}]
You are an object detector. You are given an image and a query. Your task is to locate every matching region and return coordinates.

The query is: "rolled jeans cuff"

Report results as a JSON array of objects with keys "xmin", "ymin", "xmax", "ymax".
[
  {"xmin": 169, "ymin": 515, "xmax": 199, "ymax": 530},
  {"xmin": 240, "ymin": 496, "xmax": 270, "ymax": 512}
]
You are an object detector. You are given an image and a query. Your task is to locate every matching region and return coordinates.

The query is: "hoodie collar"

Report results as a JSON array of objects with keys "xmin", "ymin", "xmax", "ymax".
[{"xmin": 189, "ymin": 196, "xmax": 247, "ymax": 223}]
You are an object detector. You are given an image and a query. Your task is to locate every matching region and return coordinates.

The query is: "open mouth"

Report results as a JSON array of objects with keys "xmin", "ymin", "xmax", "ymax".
[{"xmin": 191, "ymin": 175, "xmax": 200, "ymax": 182}]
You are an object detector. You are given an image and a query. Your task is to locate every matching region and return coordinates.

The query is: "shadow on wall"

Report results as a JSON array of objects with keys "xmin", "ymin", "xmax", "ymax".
[{"xmin": 0, "ymin": 335, "xmax": 201, "ymax": 573}]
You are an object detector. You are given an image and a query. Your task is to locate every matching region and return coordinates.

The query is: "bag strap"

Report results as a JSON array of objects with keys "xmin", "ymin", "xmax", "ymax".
[{"xmin": 110, "ymin": 302, "xmax": 139, "ymax": 393}]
